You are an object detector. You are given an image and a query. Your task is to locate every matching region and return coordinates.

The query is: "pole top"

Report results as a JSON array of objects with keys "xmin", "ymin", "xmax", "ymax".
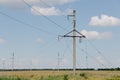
[{"xmin": 73, "ymin": 10, "xmax": 76, "ymax": 13}]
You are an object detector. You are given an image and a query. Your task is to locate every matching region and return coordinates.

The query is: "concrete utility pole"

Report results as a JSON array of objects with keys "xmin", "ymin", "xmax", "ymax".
[
  {"xmin": 73, "ymin": 10, "xmax": 77, "ymax": 75},
  {"xmin": 59, "ymin": 10, "xmax": 85, "ymax": 75}
]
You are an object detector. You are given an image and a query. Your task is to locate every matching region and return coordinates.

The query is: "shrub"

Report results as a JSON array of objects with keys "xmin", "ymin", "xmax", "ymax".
[
  {"xmin": 63, "ymin": 75, "xmax": 68, "ymax": 80},
  {"xmin": 80, "ymin": 73, "xmax": 88, "ymax": 79}
]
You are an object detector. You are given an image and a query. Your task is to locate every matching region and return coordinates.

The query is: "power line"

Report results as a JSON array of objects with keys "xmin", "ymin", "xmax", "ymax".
[
  {"xmin": 39, "ymin": 0, "xmax": 74, "ymax": 31},
  {"xmin": 22, "ymin": 0, "xmax": 68, "ymax": 31},
  {"xmin": 81, "ymin": 48, "xmax": 107, "ymax": 68},
  {"xmin": 77, "ymin": 40, "xmax": 106, "ymax": 68},
  {"xmin": 85, "ymin": 38, "xmax": 114, "ymax": 68},
  {"xmin": 39, "ymin": 0, "xmax": 52, "ymax": 7},
  {"xmin": 0, "ymin": 11, "xmax": 55, "ymax": 36}
]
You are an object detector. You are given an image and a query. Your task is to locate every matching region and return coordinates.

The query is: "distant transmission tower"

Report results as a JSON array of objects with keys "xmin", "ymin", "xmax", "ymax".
[
  {"xmin": 59, "ymin": 10, "xmax": 85, "ymax": 75},
  {"xmin": 12, "ymin": 52, "xmax": 14, "ymax": 71},
  {"xmin": 57, "ymin": 52, "xmax": 60, "ymax": 72},
  {"xmin": 2, "ymin": 59, "xmax": 5, "ymax": 71}
]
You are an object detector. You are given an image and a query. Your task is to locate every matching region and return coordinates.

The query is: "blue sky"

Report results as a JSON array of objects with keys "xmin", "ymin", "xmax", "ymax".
[{"xmin": 0, "ymin": 0, "xmax": 120, "ymax": 69}]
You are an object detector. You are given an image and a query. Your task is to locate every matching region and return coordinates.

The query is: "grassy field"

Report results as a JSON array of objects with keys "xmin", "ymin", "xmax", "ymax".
[{"xmin": 0, "ymin": 70, "xmax": 120, "ymax": 80}]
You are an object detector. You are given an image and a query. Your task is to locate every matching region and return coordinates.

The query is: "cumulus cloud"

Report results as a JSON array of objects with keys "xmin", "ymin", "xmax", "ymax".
[
  {"xmin": 89, "ymin": 14, "xmax": 120, "ymax": 26},
  {"xmin": 31, "ymin": 6, "xmax": 61, "ymax": 16},
  {"xmin": 43, "ymin": 0, "xmax": 75, "ymax": 5},
  {"xmin": 0, "ymin": 0, "xmax": 74, "ymax": 16},
  {"xmin": 101, "ymin": 32, "xmax": 112, "ymax": 39},
  {"xmin": 31, "ymin": 6, "xmax": 73, "ymax": 16},
  {"xmin": 81, "ymin": 30, "xmax": 112, "ymax": 40},
  {"xmin": 25, "ymin": 0, "xmax": 75, "ymax": 5},
  {"xmin": 0, "ymin": 38, "xmax": 5, "ymax": 44},
  {"xmin": 0, "ymin": 0, "xmax": 75, "ymax": 7}
]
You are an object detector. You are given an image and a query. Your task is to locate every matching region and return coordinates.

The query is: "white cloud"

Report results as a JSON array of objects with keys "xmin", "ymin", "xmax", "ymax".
[
  {"xmin": 43, "ymin": 0, "xmax": 75, "ymax": 5},
  {"xmin": 64, "ymin": 8, "xmax": 73, "ymax": 15},
  {"xmin": 101, "ymin": 32, "xmax": 112, "ymax": 39},
  {"xmin": 36, "ymin": 38, "xmax": 44, "ymax": 44},
  {"xmin": 0, "ymin": 0, "xmax": 74, "ymax": 16},
  {"xmin": 25, "ymin": 0, "xmax": 75, "ymax": 5},
  {"xmin": 31, "ymin": 6, "xmax": 61, "ymax": 16},
  {"xmin": 31, "ymin": 6, "xmax": 73, "ymax": 16},
  {"xmin": 0, "ymin": 0, "xmax": 75, "ymax": 7},
  {"xmin": 0, "ymin": 38, "xmax": 5, "ymax": 44},
  {"xmin": 89, "ymin": 14, "xmax": 120, "ymax": 26},
  {"xmin": 81, "ymin": 30, "xmax": 112, "ymax": 39}
]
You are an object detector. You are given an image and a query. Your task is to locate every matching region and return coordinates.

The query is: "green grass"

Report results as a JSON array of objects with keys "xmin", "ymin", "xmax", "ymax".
[{"xmin": 0, "ymin": 76, "xmax": 28, "ymax": 80}]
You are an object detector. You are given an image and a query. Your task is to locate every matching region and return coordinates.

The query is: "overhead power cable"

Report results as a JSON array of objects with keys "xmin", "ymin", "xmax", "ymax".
[
  {"xmin": 22, "ymin": 0, "xmax": 68, "ymax": 31},
  {"xmin": 81, "ymin": 48, "xmax": 107, "ymax": 68},
  {"xmin": 40, "ymin": 0, "xmax": 74, "ymax": 31},
  {"xmin": 39, "ymin": 0, "xmax": 74, "ymax": 31},
  {"xmin": 85, "ymin": 38, "xmax": 114, "ymax": 68},
  {"xmin": 0, "ymin": 11, "xmax": 55, "ymax": 36},
  {"xmin": 39, "ymin": 0, "xmax": 51, "ymax": 7}
]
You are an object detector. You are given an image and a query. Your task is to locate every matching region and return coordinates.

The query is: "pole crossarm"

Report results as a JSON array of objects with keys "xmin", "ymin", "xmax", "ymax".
[
  {"xmin": 59, "ymin": 29, "xmax": 86, "ymax": 38},
  {"xmin": 75, "ymin": 29, "xmax": 86, "ymax": 38},
  {"xmin": 63, "ymin": 35, "xmax": 85, "ymax": 38}
]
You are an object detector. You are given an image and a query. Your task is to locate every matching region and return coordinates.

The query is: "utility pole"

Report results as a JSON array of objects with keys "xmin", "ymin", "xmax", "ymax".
[
  {"xmin": 73, "ymin": 10, "xmax": 77, "ymax": 75},
  {"xmin": 59, "ymin": 10, "xmax": 85, "ymax": 75}
]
